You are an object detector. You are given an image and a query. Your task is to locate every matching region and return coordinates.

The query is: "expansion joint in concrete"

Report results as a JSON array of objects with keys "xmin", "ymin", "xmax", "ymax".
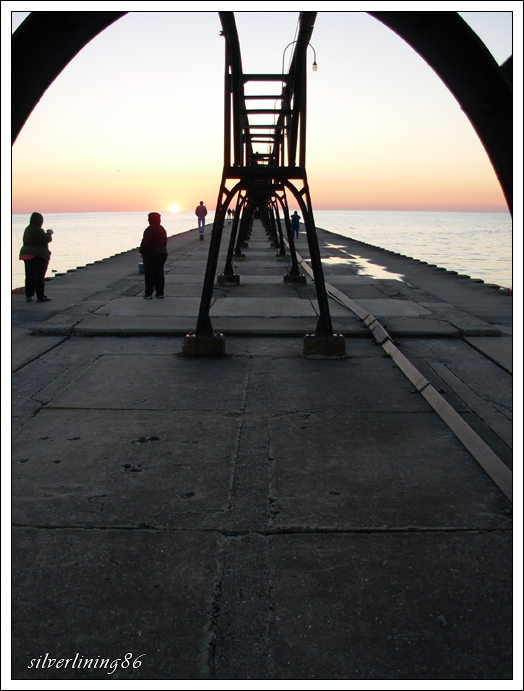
[
  {"xmin": 210, "ymin": 532, "xmax": 272, "ymax": 679},
  {"xmin": 226, "ymin": 357, "xmax": 272, "ymax": 530}
]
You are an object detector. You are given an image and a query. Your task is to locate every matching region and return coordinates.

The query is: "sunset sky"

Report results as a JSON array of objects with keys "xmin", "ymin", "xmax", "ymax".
[{"xmin": 7, "ymin": 6, "xmax": 517, "ymax": 214}]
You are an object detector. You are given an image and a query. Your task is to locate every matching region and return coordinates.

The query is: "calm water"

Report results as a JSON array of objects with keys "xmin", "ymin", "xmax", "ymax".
[
  {"xmin": 11, "ymin": 209, "xmax": 512, "ymax": 290},
  {"xmin": 314, "ymin": 210, "xmax": 512, "ymax": 288}
]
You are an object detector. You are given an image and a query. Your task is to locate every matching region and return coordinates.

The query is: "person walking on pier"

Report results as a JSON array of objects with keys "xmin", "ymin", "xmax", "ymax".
[
  {"xmin": 195, "ymin": 201, "xmax": 208, "ymax": 240},
  {"xmin": 291, "ymin": 211, "xmax": 301, "ymax": 239},
  {"xmin": 19, "ymin": 212, "xmax": 53, "ymax": 302},
  {"xmin": 139, "ymin": 212, "xmax": 168, "ymax": 299}
]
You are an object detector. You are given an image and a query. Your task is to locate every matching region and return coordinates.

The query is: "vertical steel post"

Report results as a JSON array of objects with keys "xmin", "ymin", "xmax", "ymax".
[
  {"xmin": 273, "ymin": 199, "xmax": 286, "ymax": 256},
  {"xmin": 278, "ymin": 193, "xmax": 301, "ymax": 276},
  {"xmin": 223, "ymin": 193, "xmax": 242, "ymax": 276}
]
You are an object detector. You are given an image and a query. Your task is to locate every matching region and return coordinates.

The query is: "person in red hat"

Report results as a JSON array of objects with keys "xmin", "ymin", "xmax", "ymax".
[{"xmin": 139, "ymin": 212, "xmax": 168, "ymax": 299}]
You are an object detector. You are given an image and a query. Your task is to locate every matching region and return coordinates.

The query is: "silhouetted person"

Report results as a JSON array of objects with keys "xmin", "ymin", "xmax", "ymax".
[
  {"xmin": 195, "ymin": 201, "xmax": 207, "ymax": 240},
  {"xmin": 291, "ymin": 211, "xmax": 301, "ymax": 239},
  {"xmin": 139, "ymin": 212, "xmax": 168, "ymax": 299},
  {"xmin": 19, "ymin": 212, "xmax": 53, "ymax": 302}
]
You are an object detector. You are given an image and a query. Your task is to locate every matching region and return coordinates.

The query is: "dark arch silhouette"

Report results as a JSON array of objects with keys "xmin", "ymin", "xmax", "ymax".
[
  {"xmin": 11, "ymin": 11, "xmax": 127, "ymax": 146},
  {"xmin": 12, "ymin": 10, "xmax": 512, "ymax": 213}
]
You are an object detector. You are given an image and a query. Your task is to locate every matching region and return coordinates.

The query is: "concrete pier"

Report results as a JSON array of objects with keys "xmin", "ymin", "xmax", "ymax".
[{"xmin": 11, "ymin": 221, "xmax": 513, "ymax": 680}]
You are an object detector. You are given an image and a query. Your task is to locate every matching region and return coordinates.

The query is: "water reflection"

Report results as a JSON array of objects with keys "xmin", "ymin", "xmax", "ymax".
[
  {"xmin": 322, "ymin": 247, "xmax": 405, "ymax": 282},
  {"xmin": 348, "ymin": 254, "xmax": 405, "ymax": 281}
]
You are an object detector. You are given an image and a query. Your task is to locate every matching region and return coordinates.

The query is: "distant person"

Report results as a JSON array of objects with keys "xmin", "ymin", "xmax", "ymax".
[
  {"xmin": 19, "ymin": 212, "xmax": 53, "ymax": 302},
  {"xmin": 290, "ymin": 211, "xmax": 301, "ymax": 239},
  {"xmin": 195, "ymin": 201, "xmax": 207, "ymax": 240},
  {"xmin": 139, "ymin": 212, "xmax": 168, "ymax": 299}
]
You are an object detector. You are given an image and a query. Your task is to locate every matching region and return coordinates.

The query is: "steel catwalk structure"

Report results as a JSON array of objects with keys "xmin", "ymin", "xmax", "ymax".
[{"xmin": 193, "ymin": 11, "xmax": 335, "ymax": 341}]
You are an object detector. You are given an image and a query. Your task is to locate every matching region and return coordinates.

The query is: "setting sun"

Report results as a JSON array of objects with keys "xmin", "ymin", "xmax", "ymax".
[{"xmin": 169, "ymin": 205, "xmax": 180, "ymax": 213}]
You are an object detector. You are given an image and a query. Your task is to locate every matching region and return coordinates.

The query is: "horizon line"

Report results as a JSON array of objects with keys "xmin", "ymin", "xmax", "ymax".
[{"xmin": 11, "ymin": 207, "xmax": 510, "ymax": 216}]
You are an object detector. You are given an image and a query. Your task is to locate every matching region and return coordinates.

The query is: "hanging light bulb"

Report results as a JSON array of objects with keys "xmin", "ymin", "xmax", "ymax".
[{"xmin": 309, "ymin": 44, "xmax": 318, "ymax": 71}]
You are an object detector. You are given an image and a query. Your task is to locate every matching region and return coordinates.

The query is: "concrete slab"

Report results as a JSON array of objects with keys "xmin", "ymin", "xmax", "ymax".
[
  {"xmin": 166, "ymin": 264, "xmax": 208, "ymax": 274},
  {"xmin": 325, "ymin": 297, "xmax": 440, "ymax": 320},
  {"xmin": 420, "ymin": 302, "xmax": 503, "ymax": 336},
  {"xmin": 326, "ymin": 283, "xmax": 387, "ymax": 299},
  {"xmin": 10, "ymin": 220, "xmax": 513, "ymax": 681},
  {"xmin": 495, "ymin": 325, "xmax": 512, "ymax": 335},
  {"xmin": 11, "ymin": 326, "xmax": 67, "ymax": 372},
  {"xmin": 35, "ymin": 316, "xmax": 360, "ymax": 338},
  {"xmin": 50, "ymin": 316, "xmax": 327, "ymax": 337},
  {"xmin": 163, "ymin": 274, "xmax": 205, "ymax": 284},
  {"xmin": 227, "ymin": 284, "xmax": 298, "ymax": 299},
  {"xmin": 385, "ymin": 317, "xmax": 460, "ymax": 338},
  {"xmin": 232, "ymin": 264, "xmax": 293, "ymax": 274},
  {"xmin": 320, "ymin": 274, "xmax": 377, "ymax": 287},
  {"xmin": 270, "ymin": 532, "xmax": 512, "ymax": 679},
  {"xmin": 158, "ymin": 283, "xmax": 205, "ymax": 297},
  {"xmin": 236, "ymin": 251, "xmax": 283, "ymax": 257},
  {"xmin": 465, "ymin": 335, "xmax": 513, "ymax": 373},
  {"xmin": 228, "ymin": 266, "xmax": 295, "ymax": 276},
  {"xmin": 12, "ymin": 408, "xmax": 238, "ymax": 526},
  {"xmin": 228, "ymin": 275, "xmax": 307, "ymax": 285},
  {"xmin": 269, "ymin": 411, "xmax": 510, "ymax": 529},
  {"xmin": 45, "ymin": 354, "xmax": 249, "ymax": 411},
  {"xmin": 72, "ymin": 317, "xmax": 196, "ymax": 336},
  {"xmin": 209, "ymin": 297, "xmax": 317, "ymax": 318},
  {"xmin": 269, "ymin": 355, "xmax": 440, "ymax": 414},
  {"xmin": 426, "ymin": 361, "xmax": 513, "ymax": 451},
  {"xmin": 344, "ymin": 299, "xmax": 433, "ymax": 317},
  {"xmin": 94, "ymin": 297, "xmax": 205, "ymax": 317},
  {"xmin": 400, "ymin": 339, "xmax": 513, "ymax": 416},
  {"xmin": 210, "ymin": 317, "xmax": 320, "ymax": 335},
  {"xmin": 12, "ymin": 528, "xmax": 223, "ymax": 680}
]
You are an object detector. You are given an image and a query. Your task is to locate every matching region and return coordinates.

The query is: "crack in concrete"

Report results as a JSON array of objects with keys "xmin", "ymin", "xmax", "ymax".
[
  {"xmin": 11, "ymin": 335, "xmax": 70, "ymax": 374},
  {"xmin": 28, "ymin": 354, "xmax": 104, "ymax": 408},
  {"xmin": 202, "ymin": 538, "xmax": 227, "ymax": 678}
]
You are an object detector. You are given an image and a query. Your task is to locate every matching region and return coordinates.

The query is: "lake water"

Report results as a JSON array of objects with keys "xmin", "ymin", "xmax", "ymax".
[{"xmin": 11, "ymin": 209, "xmax": 512, "ymax": 290}]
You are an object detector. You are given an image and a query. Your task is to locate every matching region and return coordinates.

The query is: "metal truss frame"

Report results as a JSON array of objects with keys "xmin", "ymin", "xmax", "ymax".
[{"xmin": 194, "ymin": 11, "xmax": 335, "ymax": 338}]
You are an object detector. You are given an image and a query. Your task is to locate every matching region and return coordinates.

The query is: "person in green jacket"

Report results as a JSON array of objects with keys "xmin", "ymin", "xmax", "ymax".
[{"xmin": 19, "ymin": 212, "xmax": 53, "ymax": 302}]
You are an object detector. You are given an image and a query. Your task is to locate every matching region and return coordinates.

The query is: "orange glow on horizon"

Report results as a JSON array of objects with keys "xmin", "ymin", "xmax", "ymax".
[
  {"xmin": 11, "ymin": 166, "xmax": 509, "ymax": 215},
  {"xmin": 12, "ymin": 148, "xmax": 509, "ymax": 216}
]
